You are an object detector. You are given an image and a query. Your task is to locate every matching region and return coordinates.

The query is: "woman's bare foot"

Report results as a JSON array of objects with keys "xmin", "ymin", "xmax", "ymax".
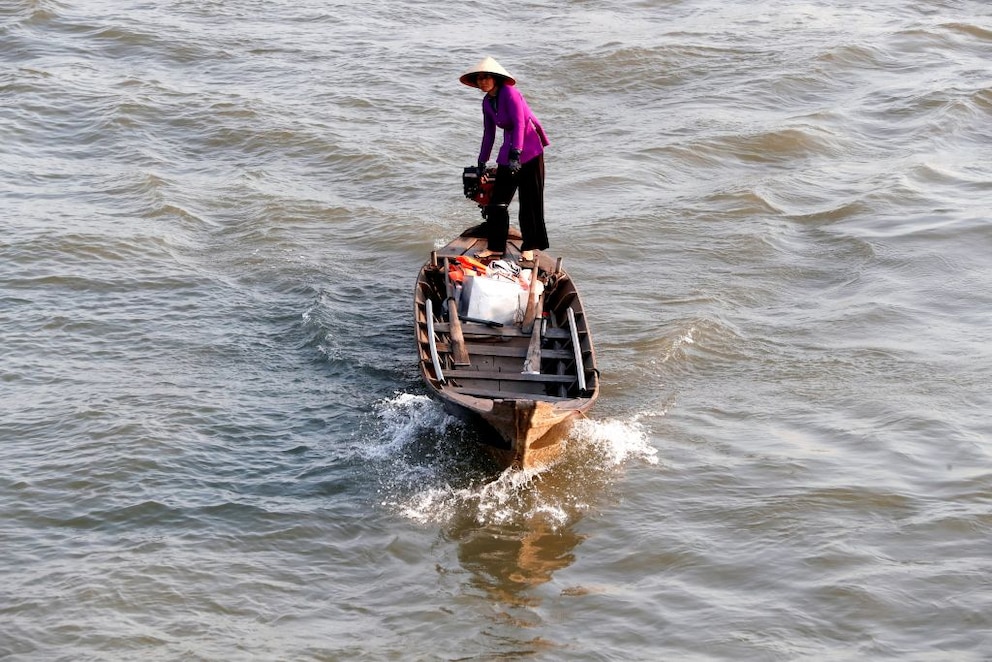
[
  {"xmin": 475, "ymin": 249, "xmax": 503, "ymax": 259},
  {"xmin": 520, "ymin": 250, "xmax": 535, "ymax": 262}
]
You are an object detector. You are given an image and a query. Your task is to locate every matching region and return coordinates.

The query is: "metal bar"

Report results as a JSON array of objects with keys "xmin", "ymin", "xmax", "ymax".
[
  {"xmin": 426, "ymin": 298, "xmax": 445, "ymax": 384},
  {"xmin": 566, "ymin": 307, "xmax": 586, "ymax": 392}
]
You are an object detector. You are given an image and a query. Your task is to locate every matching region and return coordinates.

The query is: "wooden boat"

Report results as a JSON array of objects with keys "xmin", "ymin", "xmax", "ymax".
[{"xmin": 414, "ymin": 224, "xmax": 599, "ymax": 469}]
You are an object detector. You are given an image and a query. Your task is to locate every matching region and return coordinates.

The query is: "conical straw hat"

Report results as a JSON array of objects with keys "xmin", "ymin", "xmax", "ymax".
[{"xmin": 459, "ymin": 56, "xmax": 516, "ymax": 88}]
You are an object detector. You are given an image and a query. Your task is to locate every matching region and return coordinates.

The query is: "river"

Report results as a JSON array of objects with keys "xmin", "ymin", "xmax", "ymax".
[{"xmin": 2, "ymin": 0, "xmax": 991, "ymax": 659}]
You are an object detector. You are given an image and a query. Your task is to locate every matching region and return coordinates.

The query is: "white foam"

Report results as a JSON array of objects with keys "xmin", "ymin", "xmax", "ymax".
[
  {"xmin": 570, "ymin": 417, "xmax": 659, "ymax": 467},
  {"xmin": 360, "ymin": 392, "xmax": 460, "ymax": 460},
  {"xmin": 395, "ymin": 466, "xmax": 565, "ymax": 528},
  {"xmin": 360, "ymin": 394, "xmax": 659, "ymax": 527}
]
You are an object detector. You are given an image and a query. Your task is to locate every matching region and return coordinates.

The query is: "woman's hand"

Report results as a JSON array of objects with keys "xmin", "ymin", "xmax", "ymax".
[{"xmin": 508, "ymin": 149, "xmax": 521, "ymax": 175}]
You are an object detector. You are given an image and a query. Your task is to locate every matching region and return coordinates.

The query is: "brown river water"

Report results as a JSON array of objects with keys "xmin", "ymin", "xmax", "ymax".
[{"xmin": 2, "ymin": 0, "xmax": 991, "ymax": 659}]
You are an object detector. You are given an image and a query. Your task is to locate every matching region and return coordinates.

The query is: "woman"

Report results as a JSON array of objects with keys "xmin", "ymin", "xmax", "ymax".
[{"xmin": 459, "ymin": 56, "xmax": 550, "ymax": 262}]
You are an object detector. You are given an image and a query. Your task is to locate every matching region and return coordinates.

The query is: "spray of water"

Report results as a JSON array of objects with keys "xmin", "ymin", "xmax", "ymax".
[{"xmin": 357, "ymin": 393, "xmax": 659, "ymax": 529}]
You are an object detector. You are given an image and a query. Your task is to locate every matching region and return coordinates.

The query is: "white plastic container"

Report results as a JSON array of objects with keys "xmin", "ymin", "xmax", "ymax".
[
  {"xmin": 461, "ymin": 273, "xmax": 521, "ymax": 325},
  {"xmin": 460, "ymin": 271, "xmax": 544, "ymax": 325}
]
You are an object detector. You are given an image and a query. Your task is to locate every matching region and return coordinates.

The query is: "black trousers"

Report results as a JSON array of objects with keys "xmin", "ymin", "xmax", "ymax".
[{"xmin": 485, "ymin": 153, "xmax": 548, "ymax": 253}]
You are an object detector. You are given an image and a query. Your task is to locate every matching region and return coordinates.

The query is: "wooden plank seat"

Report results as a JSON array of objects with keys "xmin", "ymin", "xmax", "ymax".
[
  {"xmin": 431, "ymin": 322, "xmax": 571, "ymax": 340},
  {"xmin": 450, "ymin": 386, "xmax": 574, "ymax": 402},
  {"xmin": 434, "ymin": 342, "xmax": 573, "ymax": 360},
  {"xmin": 443, "ymin": 369, "xmax": 575, "ymax": 383}
]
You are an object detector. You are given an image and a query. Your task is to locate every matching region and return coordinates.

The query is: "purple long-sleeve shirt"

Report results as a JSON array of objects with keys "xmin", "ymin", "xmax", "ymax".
[{"xmin": 478, "ymin": 84, "xmax": 550, "ymax": 166}]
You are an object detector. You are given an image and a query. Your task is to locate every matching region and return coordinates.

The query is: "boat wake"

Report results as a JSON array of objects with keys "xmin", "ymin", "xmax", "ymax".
[{"xmin": 356, "ymin": 393, "xmax": 658, "ymax": 528}]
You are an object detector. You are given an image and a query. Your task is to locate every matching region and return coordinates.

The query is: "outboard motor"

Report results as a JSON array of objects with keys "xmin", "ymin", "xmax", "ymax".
[{"xmin": 462, "ymin": 165, "xmax": 496, "ymax": 208}]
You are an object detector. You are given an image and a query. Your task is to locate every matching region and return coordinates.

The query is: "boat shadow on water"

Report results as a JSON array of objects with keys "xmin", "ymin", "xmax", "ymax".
[{"xmin": 445, "ymin": 518, "xmax": 588, "ymax": 609}]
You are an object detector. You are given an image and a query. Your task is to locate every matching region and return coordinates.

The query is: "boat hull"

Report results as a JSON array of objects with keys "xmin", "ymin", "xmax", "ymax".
[
  {"xmin": 436, "ymin": 392, "xmax": 586, "ymax": 469},
  {"xmin": 415, "ymin": 226, "xmax": 599, "ymax": 470}
]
